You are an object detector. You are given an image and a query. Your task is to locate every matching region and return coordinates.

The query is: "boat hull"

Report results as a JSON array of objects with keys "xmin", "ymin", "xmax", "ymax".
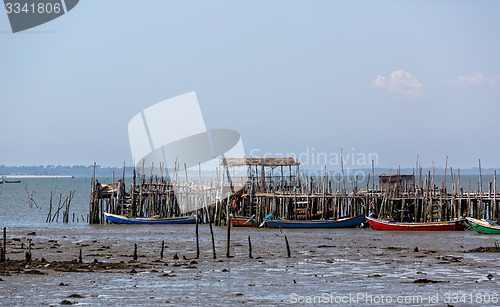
[
  {"xmin": 266, "ymin": 214, "xmax": 365, "ymax": 229},
  {"xmin": 466, "ymin": 217, "xmax": 500, "ymax": 234},
  {"xmin": 367, "ymin": 217, "xmax": 466, "ymax": 231},
  {"xmin": 230, "ymin": 216, "xmax": 257, "ymax": 227},
  {"xmin": 104, "ymin": 212, "xmax": 195, "ymax": 225},
  {"xmin": 0, "ymin": 180, "xmax": 21, "ymax": 183}
]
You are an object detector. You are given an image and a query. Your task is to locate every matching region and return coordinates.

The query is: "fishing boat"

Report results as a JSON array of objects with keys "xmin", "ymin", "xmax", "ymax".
[
  {"xmin": 265, "ymin": 214, "xmax": 365, "ymax": 229},
  {"xmin": 104, "ymin": 212, "xmax": 196, "ymax": 225},
  {"xmin": 366, "ymin": 216, "xmax": 466, "ymax": 231},
  {"xmin": 0, "ymin": 175, "xmax": 19, "ymax": 183},
  {"xmin": 466, "ymin": 217, "xmax": 500, "ymax": 234},
  {"xmin": 230, "ymin": 215, "xmax": 257, "ymax": 227},
  {"xmin": 4, "ymin": 180, "xmax": 21, "ymax": 183}
]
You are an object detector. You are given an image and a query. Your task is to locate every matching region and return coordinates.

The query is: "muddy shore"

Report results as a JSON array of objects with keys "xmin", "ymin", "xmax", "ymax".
[{"xmin": 1, "ymin": 225, "xmax": 499, "ymax": 306}]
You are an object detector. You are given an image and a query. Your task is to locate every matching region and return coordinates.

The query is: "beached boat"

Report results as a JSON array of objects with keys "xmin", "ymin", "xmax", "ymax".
[
  {"xmin": 104, "ymin": 212, "xmax": 196, "ymax": 225},
  {"xmin": 466, "ymin": 217, "xmax": 500, "ymax": 234},
  {"xmin": 265, "ymin": 214, "xmax": 365, "ymax": 229},
  {"xmin": 230, "ymin": 215, "xmax": 257, "ymax": 227},
  {"xmin": 366, "ymin": 216, "xmax": 466, "ymax": 231}
]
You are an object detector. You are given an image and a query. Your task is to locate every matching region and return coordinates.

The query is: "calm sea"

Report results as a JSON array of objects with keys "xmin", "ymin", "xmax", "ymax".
[
  {"xmin": 0, "ymin": 177, "xmax": 110, "ymax": 228},
  {"xmin": 0, "ymin": 175, "xmax": 496, "ymax": 228}
]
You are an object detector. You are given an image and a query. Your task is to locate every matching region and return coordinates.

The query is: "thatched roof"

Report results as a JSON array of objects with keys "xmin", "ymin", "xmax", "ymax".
[{"xmin": 221, "ymin": 158, "xmax": 299, "ymax": 167}]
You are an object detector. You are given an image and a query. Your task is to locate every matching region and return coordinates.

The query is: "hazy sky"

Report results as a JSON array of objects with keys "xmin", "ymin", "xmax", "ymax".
[{"xmin": 1, "ymin": 1, "xmax": 499, "ymax": 170}]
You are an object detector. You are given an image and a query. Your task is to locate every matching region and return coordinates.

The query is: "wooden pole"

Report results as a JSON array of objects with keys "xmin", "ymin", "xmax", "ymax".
[
  {"xmin": 195, "ymin": 209, "xmax": 200, "ymax": 259},
  {"xmin": 285, "ymin": 235, "xmax": 291, "ymax": 258},
  {"xmin": 226, "ymin": 201, "xmax": 231, "ymax": 258},
  {"xmin": 372, "ymin": 160, "xmax": 375, "ymax": 191},
  {"xmin": 426, "ymin": 170, "xmax": 431, "ymax": 222},
  {"xmin": 492, "ymin": 170, "xmax": 497, "ymax": 221},
  {"xmin": 458, "ymin": 168, "xmax": 461, "ymax": 196},
  {"xmin": 217, "ymin": 165, "xmax": 225, "ymax": 226},
  {"xmin": 479, "ymin": 159, "xmax": 483, "ymax": 218},
  {"xmin": 443, "ymin": 155, "xmax": 448, "ymax": 194},
  {"xmin": 248, "ymin": 236, "xmax": 253, "ymax": 259},
  {"xmin": 322, "ymin": 166, "xmax": 327, "ymax": 219},
  {"xmin": 25, "ymin": 238, "xmax": 32, "ymax": 263},
  {"xmin": 206, "ymin": 206, "xmax": 216, "ymax": 259},
  {"xmin": 260, "ymin": 164, "xmax": 265, "ymax": 193},
  {"xmin": 160, "ymin": 240, "xmax": 165, "ymax": 260},
  {"xmin": 1, "ymin": 227, "xmax": 6, "ymax": 262},
  {"xmin": 184, "ymin": 163, "xmax": 189, "ymax": 215},
  {"xmin": 341, "ymin": 148, "xmax": 345, "ymax": 192},
  {"xmin": 479, "ymin": 159, "xmax": 483, "ymax": 193}
]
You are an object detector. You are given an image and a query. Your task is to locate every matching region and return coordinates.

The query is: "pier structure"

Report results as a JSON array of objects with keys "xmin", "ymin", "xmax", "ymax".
[{"xmin": 89, "ymin": 159, "xmax": 500, "ymax": 225}]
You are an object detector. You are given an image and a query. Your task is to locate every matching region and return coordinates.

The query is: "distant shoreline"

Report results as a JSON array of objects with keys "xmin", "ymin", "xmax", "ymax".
[
  {"xmin": 1, "ymin": 164, "xmax": 498, "ymax": 177},
  {"xmin": 2, "ymin": 175, "xmax": 74, "ymax": 178}
]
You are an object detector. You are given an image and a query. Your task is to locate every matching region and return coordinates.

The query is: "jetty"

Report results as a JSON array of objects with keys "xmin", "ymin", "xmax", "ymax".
[{"xmin": 89, "ymin": 158, "xmax": 500, "ymax": 225}]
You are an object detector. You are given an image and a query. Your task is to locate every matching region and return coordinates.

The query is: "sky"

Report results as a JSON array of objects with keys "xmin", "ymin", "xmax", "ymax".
[{"xmin": 1, "ymin": 0, "xmax": 499, "ymax": 170}]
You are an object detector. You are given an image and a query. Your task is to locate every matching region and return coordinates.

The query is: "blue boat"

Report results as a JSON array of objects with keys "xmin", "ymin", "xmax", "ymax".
[
  {"xmin": 104, "ymin": 212, "xmax": 196, "ymax": 225},
  {"xmin": 265, "ymin": 214, "xmax": 365, "ymax": 229}
]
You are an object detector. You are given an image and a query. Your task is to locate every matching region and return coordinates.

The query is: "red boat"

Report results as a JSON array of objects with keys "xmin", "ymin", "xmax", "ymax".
[
  {"xmin": 367, "ymin": 216, "xmax": 466, "ymax": 231},
  {"xmin": 230, "ymin": 215, "xmax": 257, "ymax": 227}
]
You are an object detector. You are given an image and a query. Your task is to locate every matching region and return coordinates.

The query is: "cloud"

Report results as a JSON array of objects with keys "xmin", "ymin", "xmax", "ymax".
[
  {"xmin": 372, "ymin": 69, "xmax": 424, "ymax": 99},
  {"xmin": 450, "ymin": 72, "xmax": 500, "ymax": 86}
]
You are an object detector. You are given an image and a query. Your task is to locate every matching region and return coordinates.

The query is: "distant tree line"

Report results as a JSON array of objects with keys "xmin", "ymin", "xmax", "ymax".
[{"xmin": 0, "ymin": 165, "xmax": 135, "ymax": 177}]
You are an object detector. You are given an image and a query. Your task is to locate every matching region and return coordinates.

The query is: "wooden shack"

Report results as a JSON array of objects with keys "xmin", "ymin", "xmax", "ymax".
[
  {"xmin": 379, "ymin": 174, "xmax": 415, "ymax": 191},
  {"xmin": 221, "ymin": 157, "xmax": 300, "ymax": 193}
]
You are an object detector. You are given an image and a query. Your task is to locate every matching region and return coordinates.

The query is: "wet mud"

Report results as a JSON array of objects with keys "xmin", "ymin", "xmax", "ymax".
[{"xmin": 1, "ymin": 226, "xmax": 499, "ymax": 306}]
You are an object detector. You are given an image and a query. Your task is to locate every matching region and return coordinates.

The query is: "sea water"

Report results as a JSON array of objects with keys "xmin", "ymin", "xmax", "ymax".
[{"xmin": 0, "ymin": 177, "xmax": 105, "ymax": 227}]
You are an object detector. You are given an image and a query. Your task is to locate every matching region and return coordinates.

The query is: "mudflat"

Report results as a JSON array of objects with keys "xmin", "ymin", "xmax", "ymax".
[{"xmin": 1, "ymin": 225, "xmax": 499, "ymax": 306}]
